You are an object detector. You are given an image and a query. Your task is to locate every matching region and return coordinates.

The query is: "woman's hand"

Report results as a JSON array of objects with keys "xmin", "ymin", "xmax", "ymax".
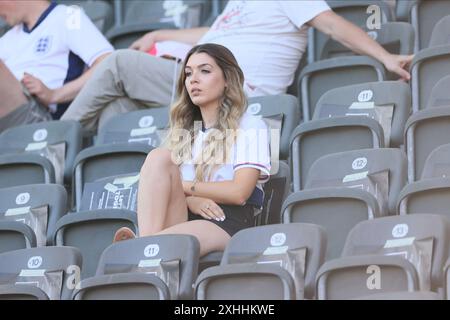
[{"xmin": 186, "ymin": 196, "xmax": 225, "ymax": 221}]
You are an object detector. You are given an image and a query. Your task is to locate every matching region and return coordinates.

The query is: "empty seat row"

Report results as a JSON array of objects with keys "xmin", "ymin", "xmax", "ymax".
[{"xmin": 2, "ymin": 213, "xmax": 450, "ymax": 300}]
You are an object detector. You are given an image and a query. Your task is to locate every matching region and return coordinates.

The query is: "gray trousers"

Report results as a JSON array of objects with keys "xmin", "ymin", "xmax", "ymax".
[{"xmin": 61, "ymin": 49, "xmax": 180, "ymax": 131}]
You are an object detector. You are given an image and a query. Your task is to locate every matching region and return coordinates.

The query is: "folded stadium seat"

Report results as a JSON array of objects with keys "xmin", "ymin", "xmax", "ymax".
[
  {"xmin": 74, "ymin": 274, "xmax": 169, "ymax": 300},
  {"xmin": 195, "ymin": 223, "xmax": 326, "ymax": 300},
  {"xmin": 404, "ymin": 106, "xmax": 450, "ymax": 182},
  {"xmin": 198, "ymin": 161, "xmax": 291, "ymax": 276},
  {"xmin": 304, "ymin": 148, "xmax": 407, "ymax": 215},
  {"xmin": 298, "ymin": 56, "xmax": 386, "ymax": 121},
  {"xmin": 0, "ymin": 184, "xmax": 67, "ymax": 251},
  {"xmin": 0, "ymin": 246, "xmax": 82, "ymax": 300},
  {"xmin": 308, "ymin": 0, "xmax": 393, "ymax": 64},
  {"xmin": 55, "ymin": 0, "xmax": 114, "ymax": 33},
  {"xmin": 426, "ymin": 74, "xmax": 450, "ymax": 108},
  {"xmin": 315, "ymin": 214, "xmax": 450, "ymax": 299},
  {"xmin": 95, "ymin": 107, "xmax": 169, "ymax": 147},
  {"xmin": 73, "ymin": 234, "xmax": 199, "ymax": 300},
  {"xmin": 282, "ymin": 188, "xmax": 381, "ymax": 261},
  {"xmin": 283, "ymin": 148, "xmax": 407, "ymax": 260},
  {"xmin": 411, "ymin": 45, "xmax": 450, "ymax": 113},
  {"xmin": 316, "ymin": 23, "xmax": 414, "ymax": 79},
  {"xmin": 0, "ymin": 284, "xmax": 50, "ymax": 300},
  {"xmin": 397, "ymin": 143, "xmax": 450, "ymax": 219},
  {"xmin": 52, "ymin": 209, "xmax": 137, "ymax": 280},
  {"xmin": 290, "ymin": 116, "xmax": 385, "ymax": 191},
  {"xmin": 246, "ymin": 94, "xmax": 301, "ymax": 160},
  {"xmin": 71, "ymin": 143, "xmax": 153, "ymax": 211},
  {"xmin": 428, "ymin": 15, "xmax": 450, "ymax": 48},
  {"xmin": 420, "ymin": 143, "xmax": 450, "ymax": 180},
  {"xmin": 196, "ymin": 264, "xmax": 296, "ymax": 300},
  {"xmin": 257, "ymin": 160, "xmax": 291, "ymax": 226},
  {"xmin": 397, "ymin": 178, "xmax": 450, "ymax": 220},
  {"xmin": 0, "ymin": 154, "xmax": 55, "ymax": 189},
  {"xmin": 314, "ymin": 81, "xmax": 412, "ymax": 148},
  {"xmin": 0, "ymin": 221, "xmax": 36, "ymax": 256},
  {"xmin": 354, "ymin": 291, "xmax": 443, "ymax": 300},
  {"xmin": 395, "ymin": 0, "xmax": 450, "ymax": 52},
  {"xmin": 106, "ymin": 0, "xmax": 211, "ymax": 49},
  {"xmin": 0, "ymin": 120, "xmax": 83, "ymax": 185}
]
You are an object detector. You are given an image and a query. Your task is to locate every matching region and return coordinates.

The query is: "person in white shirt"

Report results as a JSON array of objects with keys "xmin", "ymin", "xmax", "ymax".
[
  {"xmin": 114, "ymin": 43, "xmax": 271, "ymax": 257},
  {"xmin": 62, "ymin": 0, "xmax": 413, "ymax": 131},
  {"xmin": 0, "ymin": 0, "xmax": 113, "ymax": 132}
]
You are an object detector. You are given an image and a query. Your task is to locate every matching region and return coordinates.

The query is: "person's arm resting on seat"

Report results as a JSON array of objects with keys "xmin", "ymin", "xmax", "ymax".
[{"xmin": 308, "ymin": 10, "xmax": 413, "ymax": 81}]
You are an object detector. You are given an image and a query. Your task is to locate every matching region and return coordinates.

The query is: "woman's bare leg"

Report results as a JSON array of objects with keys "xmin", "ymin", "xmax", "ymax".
[
  {"xmin": 137, "ymin": 147, "xmax": 188, "ymax": 236},
  {"xmin": 157, "ymin": 220, "xmax": 231, "ymax": 257}
]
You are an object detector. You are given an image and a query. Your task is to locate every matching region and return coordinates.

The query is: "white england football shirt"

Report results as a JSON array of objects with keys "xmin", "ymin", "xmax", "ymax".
[
  {"xmin": 179, "ymin": 112, "xmax": 271, "ymax": 207},
  {"xmin": 198, "ymin": 0, "xmax": 330, "ymax": 96},
  {"xmin": 0, "ymin": 3, "xmax": 113, "ymax": 91}
]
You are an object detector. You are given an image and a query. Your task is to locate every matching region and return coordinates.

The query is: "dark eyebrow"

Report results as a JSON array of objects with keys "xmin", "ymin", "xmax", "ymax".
[{"xmin": 185, "ymin": 63, "xmax": 213, "ymax": 70}]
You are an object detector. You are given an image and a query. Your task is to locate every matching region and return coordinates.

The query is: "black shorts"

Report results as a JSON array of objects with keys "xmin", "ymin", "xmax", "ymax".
[{"xmin": 188, "ymin": 204, "xmax": 256, "ymax": 237}]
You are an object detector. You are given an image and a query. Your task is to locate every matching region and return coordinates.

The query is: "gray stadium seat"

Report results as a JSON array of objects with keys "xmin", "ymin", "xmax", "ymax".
[
  {"xmin": 213, "ymin": 223, "xmax": 327, "ymax": 300},
  {"xmin": 298, "ymin": 56, "xmax": 385, "ymax": 121},
  {"xmin": 0, "ymin": 120, "xmax": 83, "ymax": 185},
  {"xmin": 196, "ymin": 264, "xmax": 296, "ymax": 300},
  {"xmin": 202, "ymin": 0, "xmax": 228, "ymax": 26},
  {"xmin": 290, "ymin": 116, "xmax": 384, "ymax": 191},
  {"xmin": 73, "ymin": 234, "xmax": 199, "ymax": 300},
  {"xmin": 316, "ymin": 22, "xmax": 414, "ymax": 72},
  {"xmin": 411, "ymin": 45, "xmax": 450, "ymax": 113},
  {"xmin": 314, "ymin": 81, "xmax": 412, "ymax": 148},
  {"xmin": 107, "ymin": 0, "xmax": 210, "ymax": 49},
  {"xmin": 354, "ymin": 291, "xmax": 443, "ymax": 300},
  {"xmin": 429, "ymin": 15, "xmax": 450, "ymax": 48},
  {"xmin": 0, "ymin": 246, "xmax": 82, "ymax": 300},
  {"xmin": 96, "ymin": 107, "xmax": 169, "ymax": 147},
  {"xmin": 56, "ymin": 0, "xmax": 114, "ymax": 33},
  {"xmin": 0, "ymin": 154, "xmax": 55, "ymax": 189},
  {"xmin": 0, "ymin": 221, "xmax": 36, "ymax": 254},
  {"xmin": 257, "ymin": 161, "xmax": 291, "ymax": 226},
  {"xmin": 53, "ymin": 209, "xmax": 137, "ymax": 280},
  {"xmin": 0, "ymin": 284, "xmax": 49, "ymax": 300},
  {"xmin": 316, "ymin": 255, "xmax": 419, "ymax": 300},
  {"xmin": 397, "ymin": 142, "xmax": 450, "ymax": 218},
  {"xmin": 282, "ymin": 188, "xmax": 381, "ymax": 261},
  {"xmin": 72, "ymin": 143, "xmax": 153, "ymax": 211},
  {"xmin": 421, "ymin": 143, "xmax": 450, "ymax": 179},
  {"xmin": 304, "ymin": 148, "xmax": 407, "ymax": 215},
  {"xmin": 395, "ymin": 0, "xmax": 450, "ymax": 51},
  {"xmin": 397, "ymin": 178, "xmax": 450, "ymax": 220},
  {"xmin": 426, "ymin": 74, "xmax": 450, "ymax": 109},
  {"xmin": 73, "ymin": 273, "xmax": 169, "ymax": 300},
  {"xmin": 308, "ymin": 0, "xmax": 393, "ymax": 63},
  {"xmin": 404, "ymin": 106, "xmax": 450, "ymax": 182},
  {"xmin": 0, "ymin": 184, "xmax": 67, "ymax": 247},
  {"xmin": 247, "ymin": 94, "xmax": 301, "ymax": 160},
  {"xmin": 316, "ymin": 214, "xmax": 450, "ymax": 299}
]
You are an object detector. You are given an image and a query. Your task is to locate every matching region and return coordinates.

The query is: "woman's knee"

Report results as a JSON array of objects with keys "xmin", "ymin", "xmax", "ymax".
[{"xmin": 141, "ymin": 147, "xmax": 175, "ymax": 172}]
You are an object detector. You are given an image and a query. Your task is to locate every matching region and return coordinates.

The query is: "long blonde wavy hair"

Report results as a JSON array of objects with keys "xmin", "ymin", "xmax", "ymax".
[{"xmin": 164, "ymin": 43, "xmax": 247, "ymax": 182}]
